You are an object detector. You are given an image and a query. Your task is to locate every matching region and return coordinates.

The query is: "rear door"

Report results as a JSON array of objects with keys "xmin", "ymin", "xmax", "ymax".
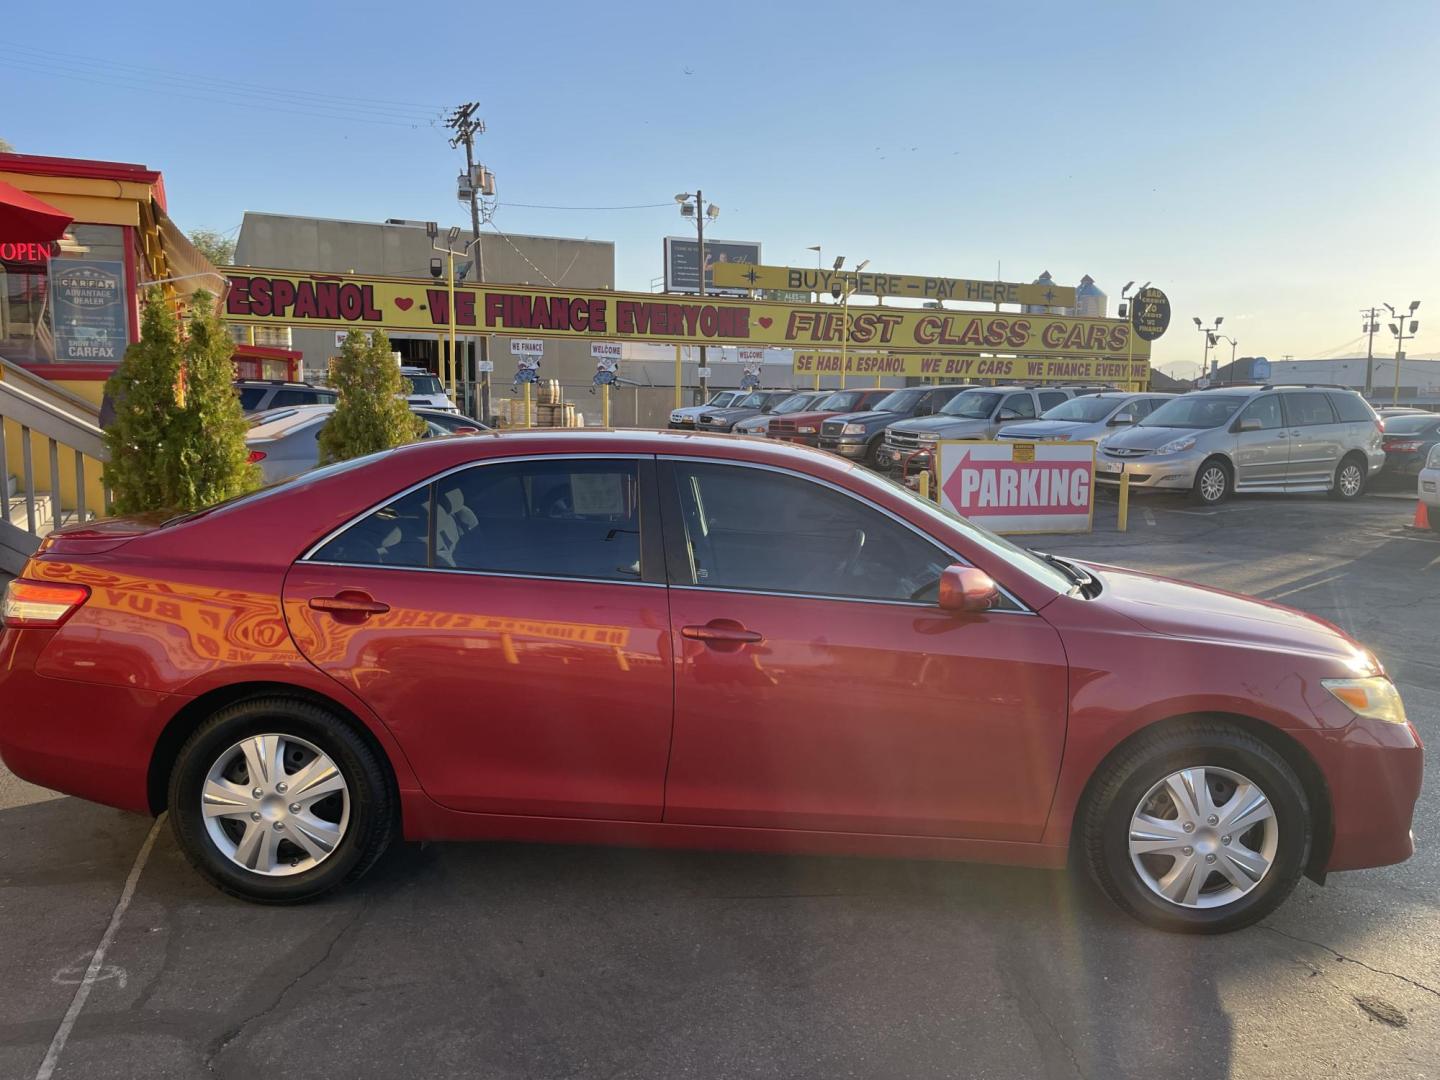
[
  {"xmin": 1282, "ymin": 392, "xmax": 1343, "ymax": 485},
  {"xmin": 283, "ymin": 455, "xmax": 675, "ymax": 820}
]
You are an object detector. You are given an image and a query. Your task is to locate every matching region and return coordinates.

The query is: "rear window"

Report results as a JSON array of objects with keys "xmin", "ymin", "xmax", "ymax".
[
  {"xmin": 1328, "ymin": 392, "xmax": 1377, "ymax": 423},
  {"xmin": 1383, "ymin": 414, "xmax": 1438, "ymax": 435},
  {"xmin": 405, "ymin": 375, "xmax": 444, "ymax": 396},
  {"xmin": 269, "ymin": 388, "xmax": 333, "ymax": 407},
  {"xmin": 237, "ymin": 387, "xmax": 268, "ymax": 411}
]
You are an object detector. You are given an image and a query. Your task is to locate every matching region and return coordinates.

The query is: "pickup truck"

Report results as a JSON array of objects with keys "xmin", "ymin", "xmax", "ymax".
[
  {"xmin": 817, "ymin": 384, "xmax": 976, "ymax": 466},
  {"xmin": 765, "ymin": 388, "xmax": 893, "ymax": 447}
]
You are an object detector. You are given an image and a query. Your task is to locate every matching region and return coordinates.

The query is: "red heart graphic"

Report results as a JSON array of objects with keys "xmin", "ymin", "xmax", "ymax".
[
  {"xmin": 394, "ymin": 297, "xmax": 414, "ymax": 311},
  {"xmin": 757, "ymin": 316, "xmax": 773, "ymax": 328}
]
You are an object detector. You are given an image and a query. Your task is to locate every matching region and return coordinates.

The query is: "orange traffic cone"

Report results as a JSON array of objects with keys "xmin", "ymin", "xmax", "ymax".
[{"xmin": 1415, "ymin": 501, "xmax": 1430, "ymax": 530}]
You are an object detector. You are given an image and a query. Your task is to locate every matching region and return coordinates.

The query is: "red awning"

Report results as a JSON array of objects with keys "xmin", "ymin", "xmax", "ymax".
[{"xmin": 0, "ymin": 179, "xmax": 73, "ymax": 243}]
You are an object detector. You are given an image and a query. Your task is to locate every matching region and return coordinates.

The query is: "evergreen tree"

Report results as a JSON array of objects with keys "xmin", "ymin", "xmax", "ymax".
[
  {"xmin": 102, "ymin": 291, "xmax": 186, "ymax": 514},
  {"xmin": 317, "ymin": 330, "xmax": 426, "ymax": 465},
  {"xmin": 171, "ymin": 291, "xmax": 260, "ymax": 508},
  {"xmin": 102, "ymin": 290, "xmax": 259, "ymax": 514}
]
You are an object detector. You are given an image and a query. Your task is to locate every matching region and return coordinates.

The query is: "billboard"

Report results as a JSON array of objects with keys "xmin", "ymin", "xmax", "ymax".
[
  {"xmin": 224, "ymin": 269, "xmax": 1152, "ymax": 360},
  {"xmin": 793, "ymin": 352, "xmax": 1150, "ymax": 386},
  {"xmin": 713, "ymin": 264, "xmax": 1077, "ymax": 309},
  {"xmin": 663, "ymin": 237, "xmax": 761, "ymax": 295},
  {"xmin": 938, "ymin": 440, "xmax": 1095, "ymax": 535}
]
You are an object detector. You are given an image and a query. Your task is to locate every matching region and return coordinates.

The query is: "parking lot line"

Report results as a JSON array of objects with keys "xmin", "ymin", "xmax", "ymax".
[{"xmin": 34, "ymin": 815, "xmax": 163, "ymax": 1080}]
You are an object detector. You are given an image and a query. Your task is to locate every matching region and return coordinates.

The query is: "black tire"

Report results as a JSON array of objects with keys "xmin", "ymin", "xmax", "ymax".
[
  {"xmin": 1329, "ymin": 453, "xmax": 1368, "ymax": 500},
  {"xmin": 1077, "ymin": 721, "xmax": 1311, "ymax": 933},
  {"xmin": 168, "ymin": 697, "xmax": 395, "ymax": 903},
  {"xmin": 1190, "ymin": 457, "xmax": 1232, "ymax": 505},
  {"xmin": 865, "ymin": 437, "xmax": 887, "ymax": 469}
]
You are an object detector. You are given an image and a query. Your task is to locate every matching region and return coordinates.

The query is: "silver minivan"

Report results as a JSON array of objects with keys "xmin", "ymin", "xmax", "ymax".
[{"xmin": 1097, "ymin": 385, "xmax": 1384, "ymax": 504}]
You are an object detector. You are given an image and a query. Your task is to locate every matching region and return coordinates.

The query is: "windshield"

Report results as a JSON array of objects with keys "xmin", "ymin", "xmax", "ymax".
[
  {"xmin": 1041, "ymin": 397, "xmax": 1125, "ymax": 422},
  {"xmin": 819, "ymin": 391, "xmax": 866, "ymax": 412},
  {"xmin": 774, "ymin": 393, "xmax": 818, "ymax": 414},
  {"xmin": 874, "ymin": 388, "xmax": 925, "ymax": 412},
  {"xmin": 732, "ymin": 392, "xmax": 766, "ymax": 409},
  {"xmin": 1384, "ymin": 414, "xmax": 1436, "ymax": 434},
  {"xmin": 1140, "ymin": 395, "xmax": 1246, "ymax": 429},
  {"xmin": 405, "ymin": 375, "xmax": 444, "ymax": 396},
  {"xmin": 707, "ymin": 391, "xmax": 738, "ymax": 407},
  {"xmin": 939, "ymin": 391, "xmax": 1001, "ymax": 419}
]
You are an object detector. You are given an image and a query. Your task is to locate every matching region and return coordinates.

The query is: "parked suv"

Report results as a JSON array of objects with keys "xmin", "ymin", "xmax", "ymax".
[
  {"xmin": 235, "ymin": 380, "xmax": 337, "ymax": 414},
  {"xmin": 695, "ymin": 389, "xmax": 795, "ymax": 433},
  {"xmin": 1098, "ymin": 385, "xmax": 1383, "ymax": 505},
  {"xmin": 880, "ymin": 385, "xmax": 1087, "ymax": 476},
  {"xmin": 997, "ymin": 392, "xmax": 1175, "ymax": 444},
  {"xmin": 818, "ymin": 383, "xmax": 976, "ymax": 465},
  {"xmin": 765, "ymin": 388, "xmax": 893, "ymax": 447},
  {"xmin": 669, "ymin": 389, "xmax": 744, "ymax": 429}
]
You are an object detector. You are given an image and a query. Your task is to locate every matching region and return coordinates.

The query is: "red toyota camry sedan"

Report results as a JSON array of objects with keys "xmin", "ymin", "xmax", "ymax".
[{"xmin": 0, "ymin": 430, "xmax": 1422, "ymax": 932}]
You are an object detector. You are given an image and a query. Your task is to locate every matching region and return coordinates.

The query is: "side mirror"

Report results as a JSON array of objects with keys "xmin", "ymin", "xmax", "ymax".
[
  {"xmin": 938, "ymin": 565, "xmax": 1000, "ymax": 614},
  {"xmin": 1109, "ymin": 412, "xmax": 1136, "ymax": 426},
  {"xmin": 997, "ymin": 408, "xmax": 1020, "ymax": 421},
  {"xmin": 1236, "ymin": 417, "xmax": 1263, "ymax": 433},
  {"xmin": 452, "ymin": 426, "xmax": 482, "ymax": 435}
]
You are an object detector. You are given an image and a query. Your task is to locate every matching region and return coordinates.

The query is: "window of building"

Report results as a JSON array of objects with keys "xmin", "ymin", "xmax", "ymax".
[{"xmin": 0, "ymin": 224, "xmax": 132, "ymax": 365}]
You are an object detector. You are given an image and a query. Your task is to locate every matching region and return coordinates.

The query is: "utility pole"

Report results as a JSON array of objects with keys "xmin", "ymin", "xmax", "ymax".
[
  {"xmin": 1360, "ymin": 306, "xmax": 1381, "ymax": 396},
  {"xmin": 1193, "ymin": 316, "xmax": 1224, "ymax": 381},
  {"xmin": 1384, "ymin": 300, "xmax": 1422, "ymax": 407},
  {"xmin": 446, "ymin": 102, "xmax": 489, "ymax": 421},
  {"xmin": 675, "ymin": 191, "xmax": 719, "ymax": 400}
]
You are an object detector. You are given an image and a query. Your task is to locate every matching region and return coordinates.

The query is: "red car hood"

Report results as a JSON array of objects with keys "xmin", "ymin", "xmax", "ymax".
[{"xmin": 1079, "ymin": 561, "xmax": 1377, "ymax": 670}]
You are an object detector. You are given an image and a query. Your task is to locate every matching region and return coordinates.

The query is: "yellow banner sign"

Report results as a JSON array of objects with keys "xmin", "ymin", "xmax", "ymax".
[
  {"xmin": 711, "ymin": 264, "xmax": 1077, "ymax": 308},
  {"xmin": 793, "ymin": 352, "xmax": 1151, "ymax": 386},
  {"xmin": 223, "ymin": 269, "xmax": 1146, "ymax": 358}
]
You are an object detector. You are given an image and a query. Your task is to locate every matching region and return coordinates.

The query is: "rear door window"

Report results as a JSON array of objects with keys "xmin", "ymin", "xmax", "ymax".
[
  {"xmin": 1000, "ymin": 394, "xmax": 1037, "ymax": 419},
  {"xmin": 1038, "ymin": 391, "xmax": 1068, "ymax": 412},
  {"xmin": 1283, "ymin": 393, "xmax": 1338, "ymax": 427},
  {"xmin": 433, "ymin": 459, "xmax": 643, "ymax": 581}
]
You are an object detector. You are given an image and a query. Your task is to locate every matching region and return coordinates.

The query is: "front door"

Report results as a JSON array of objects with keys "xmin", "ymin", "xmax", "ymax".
[
  {"xmin": 1231, "ymin": 393, "xmax": 1289, "ymax": 487},
  {"xmin": 283, "ymin": 456, "xmax": 674, "ymax": 820},
  {"xmin": 657, "ymin": 459, "xmax": 1069, "ymax": 842}
]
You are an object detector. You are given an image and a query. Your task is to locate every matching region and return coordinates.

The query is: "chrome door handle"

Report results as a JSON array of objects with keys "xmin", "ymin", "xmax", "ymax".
[
  {"xmin": 309, "ymin": 592, "xmax": 390, "ymax": 617},
  {"xmin": 681, "ymin": 621, "xmax": 763, "ymax": 646}
]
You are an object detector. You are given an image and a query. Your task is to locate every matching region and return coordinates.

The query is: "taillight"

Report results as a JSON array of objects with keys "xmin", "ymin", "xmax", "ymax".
[
  {"xmin": 1, "ymin": 579, "xmax": 91, "ymax": 628},
  {"xmin": 247, "ymin": 450, "xmax": 267, "ymax": 463},
  {"xmin": 1385, "ymin": 439, "xmax": 1423, "ymax": 452}
]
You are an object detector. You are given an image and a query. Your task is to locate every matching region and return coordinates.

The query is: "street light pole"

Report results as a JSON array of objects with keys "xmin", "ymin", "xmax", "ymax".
[
  {"xmin": 1193, "ymin": 316, "xmax": 1225, "ymax": 381},
  {"xmin": 676, "ymin": 191, "xmax": 720, "ymax": 401},
  {"xmin": 1219, "ymin": 335, "xmax": 1238, "ymax": 382},
  {"xmin": 1384, "ymin": 301, "xmax": 1422, "ymax": 406}
]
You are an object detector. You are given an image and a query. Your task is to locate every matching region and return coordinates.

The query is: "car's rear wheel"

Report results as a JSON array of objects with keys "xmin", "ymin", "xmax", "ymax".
[
  {"xmin": 1078, "ymin": 722, "xmax": 1311, "ymax": 933},
  {"xmin": 1190, "ymin": 457, "xmax": 1232, "ymax": 505},
  {"xmin": 168, "ymin": 697, "xmax": 395, "ymax": 903},
  {"xmin": 1329, "ymin": 453, "xmax": 1368, "ymax": 500}
]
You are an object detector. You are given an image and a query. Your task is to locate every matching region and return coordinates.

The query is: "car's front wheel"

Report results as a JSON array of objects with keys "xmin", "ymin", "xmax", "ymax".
[
  {"xmin": 168, "ymin": 697, "xmax": 395, "ymax": 903},
  {"xmin": 1190, "ymin": 457, "xmax": 1232, "ymax": 505},
  {"xmin": 1078, "ymin": 722, "xmax": 1311, "ymax": 933}
]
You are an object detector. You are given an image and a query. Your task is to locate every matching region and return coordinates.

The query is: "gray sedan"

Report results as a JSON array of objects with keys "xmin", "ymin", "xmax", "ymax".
[{"xmin": 245, "ymin": 405, "xmax": 486, "ymax": 484}]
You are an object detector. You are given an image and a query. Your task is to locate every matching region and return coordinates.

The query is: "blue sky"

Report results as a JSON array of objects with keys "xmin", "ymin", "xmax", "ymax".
[{"xmin": 3, "ymin": 0, "xmax": 1436, "ymax": 374}]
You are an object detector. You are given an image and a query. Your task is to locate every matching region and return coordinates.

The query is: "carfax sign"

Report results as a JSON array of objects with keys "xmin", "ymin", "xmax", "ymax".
[{"xmin": 937, "ymin": 440, "xmax": 1095, "ymax": 535}]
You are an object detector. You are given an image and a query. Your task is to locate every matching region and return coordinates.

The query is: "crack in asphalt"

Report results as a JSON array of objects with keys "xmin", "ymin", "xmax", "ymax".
[
  {"xmin": 1259, "ymin": 924, "xmax": 1440, "ymax": 1000},
  {"xmin": 1008, "ymin": 983, "xmax": 1091, "ymax": 1080},
  {"xmin": 203, "ymin": 898, "xmax": 370, "ymax": 1075}
]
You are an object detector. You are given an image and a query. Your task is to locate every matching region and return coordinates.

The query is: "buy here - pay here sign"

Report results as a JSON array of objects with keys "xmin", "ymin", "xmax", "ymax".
[{"xmin": 938, "ymin": 441, "xmax": 1095, "ymax": 535}]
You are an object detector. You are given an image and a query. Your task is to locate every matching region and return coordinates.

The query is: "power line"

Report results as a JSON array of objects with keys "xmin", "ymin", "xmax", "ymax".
[{"xmin": 496, "ymin": 200, "xmax": 674, "ymax": 211}]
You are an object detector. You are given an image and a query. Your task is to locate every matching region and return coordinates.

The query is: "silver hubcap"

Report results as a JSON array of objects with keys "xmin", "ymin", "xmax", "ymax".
[
  {"xmin": 1128, "ymin": 766, "xmax": 1278, "ymax": 909},
  {"xmin": 201, "ymin": 734, "xmax": 350, "ymax": 876},
  {"xmin": 1198, "ymin": 466, "xmax": 1227, "ymax": 502},
  {"xmin": 1339, "ymin": 465, "xmax": 1362, "ymax": 496}
]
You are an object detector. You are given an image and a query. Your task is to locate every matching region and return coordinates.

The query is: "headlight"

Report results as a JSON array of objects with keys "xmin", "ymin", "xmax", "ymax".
[
  {"xmin": 917, "ymin": 432, "xmax": 940, "ymax": 444},
  {"xmin": 798, "ymin": 425, "xmax": 817, "ymax": 434},
  {"xmin": 1428, "ymin": 444, "xmax": 1440, "ymax": 467},
  {"xmin": 1322, "ymin": 677, "xmax": 1408, "ymax": 724},
  {"xmin": 841, "ymin": 423, "xmax": 866, "ymax": 435},
  {"xmin": 1157, "ymin": 436, "xmax": 1197, "ymax": 455}
]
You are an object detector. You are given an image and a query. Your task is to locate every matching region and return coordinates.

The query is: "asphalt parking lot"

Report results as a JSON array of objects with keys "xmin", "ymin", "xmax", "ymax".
[{"xmin": 2, "ymin": 490, "xmax": 1437, "ymax": 1080}]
